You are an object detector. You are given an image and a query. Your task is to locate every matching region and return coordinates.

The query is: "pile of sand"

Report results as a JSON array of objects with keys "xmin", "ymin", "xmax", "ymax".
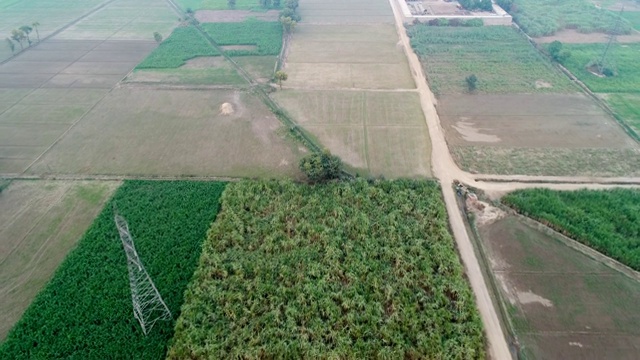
[{"xmin": 219, "ymin": 102, "xmax": 234, "ymax": 115}]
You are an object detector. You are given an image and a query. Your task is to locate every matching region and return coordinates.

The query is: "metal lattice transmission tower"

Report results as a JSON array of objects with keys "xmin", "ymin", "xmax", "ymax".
[
  {"xmin": 114, "ymin": 212, "xmax": 172, "ymax": 335},
  {"xmin": 599, "ymin": 6, "xmax": 625, "ymax": 74}
]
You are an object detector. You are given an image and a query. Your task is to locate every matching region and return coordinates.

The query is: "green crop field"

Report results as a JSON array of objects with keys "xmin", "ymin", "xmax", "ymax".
[
  {"xmin": 560, "ymin": 43, "xmax": 640, "ymax": 93},
  {"xmin": 0, "ymin": 180, "xmax": 226, "ymax": 359},
  {"xmin": 503, "ymin": 0, "xmax": 632, "ymax": 37},
  {"xmin": 607, "ymin": 93, "xmax": 640, "ymax": 134},
  {"xmin": 169, "ymin": 179, "xmax": 484, "ymax": 359},
  {"xmin": 408, "ymin": 25, "xmax": 576, "ymax": 94},
  {"xmin": 202, "ymin": 19, "xmax": 283, "ymax": 56},
  {"xmin": 137, "ymin": 26, "xmax": 219, "ymax": 69},
  {"xmin": 622, "ymin": 11, "xmax": 640, "ymax": 30},
  {"xmin": 503, "ymin": 188, "xmax": 640, "ymax": 271},
  {"xmin": 175, "ymin": 0, "xmax": 278, "ymax": 11}
]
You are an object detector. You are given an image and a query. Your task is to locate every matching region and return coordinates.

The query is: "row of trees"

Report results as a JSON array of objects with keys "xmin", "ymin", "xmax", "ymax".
[{"xmin": 5, "ymin": 22, "xmax": 40, "ymax": 54}]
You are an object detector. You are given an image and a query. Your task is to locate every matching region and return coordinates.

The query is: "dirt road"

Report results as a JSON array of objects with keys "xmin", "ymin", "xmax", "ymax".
[
  {"xmin": 387, "ymin": 1, "xmax": 513, "ymax": 358},
  {"xmin": 388, "ymin": 1, "xmax": 640, "ymax": 358}
]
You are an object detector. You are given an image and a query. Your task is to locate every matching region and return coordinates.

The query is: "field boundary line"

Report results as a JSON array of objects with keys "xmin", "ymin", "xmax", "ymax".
[
  {"xmin": 0, "ymin": 0, "xmax": 118, "ymax": 66},
  {"xmin": 510, "ymin": 211, "xmax": 640, "ymax": 282},
  {"xmin": 0, "ymin": 173, "xmax": 243, "ymax": 181},
  {"xmin": 511, "ymin": 23, "xmax": 640, "ymax": 144}
]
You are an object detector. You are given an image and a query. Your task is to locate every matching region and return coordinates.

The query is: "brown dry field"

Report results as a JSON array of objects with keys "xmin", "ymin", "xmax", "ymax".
[
  {"xmin": 27, "ymin": 88, "xmax": 304, "ymax": 178},
  {"xmin": 284, "ymin": 24, "xmax": 414, "ymax": 90},
  {"xmin": 0, "ymin": 180, "xmax": 118, "ymax": 341},
  {"xmin": 0, "ymin": 40, "xmax": 157, "ymax": 175},
  {"xmin": 477, "ymin": 215, "xmax": 640, "ymax": 359},
  {"xmin": 298, "ymin": 0, "xmax": 393, "ymax": 24},
  {"xmin": 274, "ymin": 90, "xmax": 431, "ymax": 177},
  {"xmin": 439, "ymin": 93, "xmax": 640, "ymax": 176}
]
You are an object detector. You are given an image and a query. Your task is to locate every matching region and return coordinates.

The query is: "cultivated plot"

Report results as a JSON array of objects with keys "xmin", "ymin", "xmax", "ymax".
[
  {"xmin": 285, "ymin": 24, "xmax": 414, "ymax": 90},
  {"xmin": 439, "ymin": 94, "xmax": 640, "ymax": 176},
  {"xmin": 0, "ymin": 39, "xmax": 156, "ymax": 174},
  {"xmin": 28, "ymin": 89, "xmax": 304, "ymax": 178},
  {"xmin": 52, "ymin": 0, "xmax": 176, "ymax": 41},
  {"xmin": 274, "ymin": 90, "xmax": 431, "ymax": 177},
  {"xmin": 409, "ymin": 25, "xmax": 576, "ymax": 95},
  {"xmin": 0, "ymin": 180, "xmax": 118, "ymax": 340},
  {"xmin": 0, "ymin": 0, "xmax": 105, "ymax": 61},
  {"xmin": 297, "ymin": 0, "xmax": 394, "ymax": 24},
  {"xmin": 477, "ymin": 215, "xmax": 640, "ymax": 359}
]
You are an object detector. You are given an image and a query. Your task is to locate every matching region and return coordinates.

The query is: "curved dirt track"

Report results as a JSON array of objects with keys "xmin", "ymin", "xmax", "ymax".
[{"xmin": 388, "ymin": 0, "xmax": 639, "ymax": 359}]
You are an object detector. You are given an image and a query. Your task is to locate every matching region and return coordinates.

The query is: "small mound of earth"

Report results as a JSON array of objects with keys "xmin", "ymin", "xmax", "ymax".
[
  {"xmin": 220, "ymin": 102, "xmax": 234, "ymax": 115},
  {"xmin": 466, "ymin": 197, "xmax": 506, "ymax": 226},
  {"xmin": 535, "ymin": 80, "xmax": 553, "ymax": 89}
]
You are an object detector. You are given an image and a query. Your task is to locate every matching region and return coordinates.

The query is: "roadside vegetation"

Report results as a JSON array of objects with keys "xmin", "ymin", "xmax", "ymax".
[
  {"xmin": 0, "ymin": 181, "xmax": 226, "ymax": 359},
  {"xmin": 168, "ymin": 180, "xmax": 485, "ymax": 359},
  {"xmin": 503, "ymin": 188, "xmax": 640, "ymax": 271},
  {"xmin": 408, "ymin": 25, "xmax": 575, "ymax": 94},
  {"xmin": 176, "ymin": 0, "xmax": 282, "ymax": 11},
  {"xmin": 137, "ymin": 26, "xmax": 219, "ymax": 69},
  {"xmin": 497, "ymin": 0, "xmax": 632, "ymax": 37}
]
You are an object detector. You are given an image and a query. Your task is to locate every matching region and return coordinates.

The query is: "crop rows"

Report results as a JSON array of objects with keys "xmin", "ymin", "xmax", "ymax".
[
  {"xmin": 136, "ymin": 26, "xmax": 220, "ymax": 69},
  {"xmin": 169, "ymin": 179, "xmax": 485, "ymax": 359},
  {"xmin": 408, "ymin": 25, "xmax": 575, "ymax": 94},
  {"xmin": 503, "ymin": 188, "xmax": 640, "ymax": 271},
  {"xmin": 202, "ymin": 19, "xmax": 283, "ymax": 56},
  {"xmin": 502, "ymin": 0, "xmax": 632, "ymax": 37},
  {"xmin": 0, "ymin": 180, "xmax": 226, "ymax": 359}
]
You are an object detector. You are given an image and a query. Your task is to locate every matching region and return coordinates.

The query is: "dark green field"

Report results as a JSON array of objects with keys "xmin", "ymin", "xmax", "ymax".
[
  {"xmin": 0, "ymin": 181, "xmax": 226, "ymax": 359},
  {"xmin": 169, "ymin": 180, "xmax": 485, "ymax": 359}
]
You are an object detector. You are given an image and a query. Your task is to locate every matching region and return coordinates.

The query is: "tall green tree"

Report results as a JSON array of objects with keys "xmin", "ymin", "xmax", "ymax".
[
  {"xmin": 19, "ymin": 25, "xmax": 33, "ymax": 46},
  {"xmin": 32, "ymin": 22, "xmax": 40, "ymax": 42},
  {"xmin": 299, "ymin": 150, "xmax": 343, "ymax": 183},
  {"xmin": 153, "ymin": 31, "xmax": 163, "ymax": 43},
  {"xmin": 280, "ymin": 16, "xmax": 297, "ymax": 33},
  {"xmin": 274, "ymin": 70, "xmax": 288, "ymax": 89},
  {"xmin": 5, "ymin": 37, "xmax": 15, "ymax": 54},
  {"xmin": 228, "ymin": 0, "xmax": 236, "ymax": 9}
]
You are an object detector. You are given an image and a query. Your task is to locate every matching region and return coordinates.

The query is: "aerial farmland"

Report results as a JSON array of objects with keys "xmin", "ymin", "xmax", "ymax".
[{"xmin": 1, "ymin": 0, "xmax": 639, "ymax": 359}]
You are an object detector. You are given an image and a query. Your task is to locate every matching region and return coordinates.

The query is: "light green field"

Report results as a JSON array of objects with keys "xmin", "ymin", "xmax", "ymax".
[
  {"xmin": 54, "ymin": 0, "xmax": 177, "ymax": 41},
  {"xmin": 409, "ymin": 25, "xmax": 576, "ymax": 95},
  {"xmin": 507, "ymin": 0, "xmax": 633, "ymax": 37},
  {"xmin": 0, "ymin": 180, "xmax": 118, "ymax": 340},
  {"xmin": 560, "ymin": 43, "xmax": 640, "ymax": 138},
  {"xmin": 274, "ymin": 90, "xmax": 431, "ymax": 178},
  {"xmin": 28, "ymin": 88, "xmax": 304, "ymax": 178},
  {"xmin": 298, "ymin": 0, "xmax": 393, "ymax": 24},
  {"xmin": 622, "ymin": 11, "xmax": 640, "ymax": 30},
  {"xmin": 607, "ymin": 93, "xmax": 640, "ymax": 135}
]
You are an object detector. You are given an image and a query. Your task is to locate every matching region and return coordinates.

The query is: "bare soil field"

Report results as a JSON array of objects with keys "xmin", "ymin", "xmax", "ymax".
[
  {"xmin": 52, "ymin": 0, "xmax": 176, "ymax": 41},
  {"xmin": 0, "ymin": 180, "xmax": 118, "ymax": 340},
  {"xmin": 195, "ymin": 9, "xmax": 279, "ymax": 23},
  {"xmin": 0, "ymin": 0, "xmax": 105, "ymax": 62},
  {"xmin": 0, "ymin": 39, "xmax": 156, "ymax": 174},
  {"xmin": 439, "ymin": 94, "xmax": 640, "ymax": 176},
  {"xmin": 28, "ymin": 89, "xmax": 304, "ymax": 178},
  {"xmin": 284, "ymin": 24, "xmax": 414, "ymax": 89},
  {"xmin": 274, "ymin": 90, "xmax": 431, "ymax": 177},
  {"xmin": 476, "ymin": 215, "xmax": 640, "ymax": 359},
  {"xmin": 298, "ymin": 0, "xmax": 393, "ymax": 24}
]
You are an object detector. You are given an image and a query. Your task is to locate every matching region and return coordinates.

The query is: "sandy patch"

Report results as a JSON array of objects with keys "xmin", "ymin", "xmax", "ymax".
[
  {"xmin": 535, "ymin": 80, "xmax": 553, "ymax": 89},
  {"xmin": 517, "ymin": 290, "xmax": 554, "ymax": 307},
  {"xmin": 219, "ymin": 102, "xmax": 234, "ymax": 115},
  {"xmin": 468, "ymin": 199, "xmax": 507, "ymax": 226},
  {"xmin": 452, "ymin": 119, "xmax": 501, "ymax": 143},
  {"xmin": 569, "ymin": 342, "xmax": 584, "ymax": 348},
  {"xmin": 182, "ymin": 57, "xmax": 226, "ymax": 69}
]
